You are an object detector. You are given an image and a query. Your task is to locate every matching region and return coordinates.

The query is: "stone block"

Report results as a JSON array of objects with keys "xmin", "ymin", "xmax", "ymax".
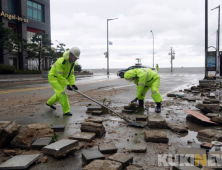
[
  {"xmin": 211, "ymin": 116, "xmax": 222, "ymax": 124},
  {"xmin": 108, "ymin": 153, "xmax": 133, "ymax": 168},
  {"xmin": 0, "ymin": 121, "xmax": 20, "ymax": 148},
  {"xmin": 69, "ymin": 132, "xmax": 96, "ymax": 142},
  {"xmin": 99, "ymin": 143, "xmax": 118, "ymax": 154},
  {"xmin": 126, "ymin": 165, "xmax": 143, "ymax": 170},
  {"xmin": 0, "ymin": 154, "xmax": 40, "ymax": 170},
  {"xmin": 31, "ymin": 137, "xmax": 52, "ymax": 150},
  {"xmin": 51, "ymin": 124, "xmax": 66, "ymax": 132},
  {"xmin": 167, "ymin": 123, "xmax": 188, "ymax": 133},
  {"xmin": 206, "ymin": 113, "xmax": 219, "ymax": 118},
  {"xmin": 82, "ymin": 148, "xmax": 105, "ymax": 164},
  {"xmin": 144, "ymin": 130, "xmax": 168, "ymax": 143},
  {"xmin": 27, "ymin": 123, "xmax": 50, "ymax": 129},
  {"xmin": 84, "ymin": 117, "xmax": 103, "ymax": 124},
  {"xmin": 197, "ymin": 129, "xmax": 217, "ymax": 141},
  {"xmin": 81, "ymin": 122, "xmax": 106, "ymax": 138},
  {"xmin": 196, "ymin": 104, "xmax": 220, "ymax": 113},
  {"xmin": 91, "ymin": 110, "xmax": 103, "ymax": 115},
  {"xmin": 87, "ymin": 106, "xmax": 102, "ymax": 111},
  {"xmin": 130, "ymin": 145, "xmax": 147, "ymax": 153},
  {"xmin": 83, "ymin": 160, "xmax": 122, "ymax": 170},
  {"xmin": 136, "ymin": 115, "xmax": 147, "ymax": 121},
  {"xmin": 147, "ymin": 116, "xmax": 167, "ymax": 129},
  {"xmin": 200, "ymin": 142, "xmax": 213, "ymax": 149},
  {"xmin": 42, "ymin": 139, "xmax": 78, "ymax": 157}
]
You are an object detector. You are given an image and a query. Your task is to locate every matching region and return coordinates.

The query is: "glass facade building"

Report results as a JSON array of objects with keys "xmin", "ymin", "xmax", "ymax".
[{"xmin": 0, "ymin": 0, "xmax": 51, "ymax": 70}]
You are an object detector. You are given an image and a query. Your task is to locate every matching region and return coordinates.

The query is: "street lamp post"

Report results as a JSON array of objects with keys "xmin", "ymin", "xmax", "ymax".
[
  {"xmin": 107, "ymin": 18, "xmax": 118, "ymax": 75},
  {"xmin": 150, "ymin": 30, "xmax": 154, "ymax": 68},
  {"xmin": 211, "ymin": 6, "xmax": 220, "ymax": 75}
]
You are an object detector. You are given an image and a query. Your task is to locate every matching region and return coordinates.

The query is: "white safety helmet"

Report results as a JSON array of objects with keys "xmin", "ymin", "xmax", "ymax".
[{"xmin": 69, "ymin": 47, "xmax": 80, "ymax": 59}]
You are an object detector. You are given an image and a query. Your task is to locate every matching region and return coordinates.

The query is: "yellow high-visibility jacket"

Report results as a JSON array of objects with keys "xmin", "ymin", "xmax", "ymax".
[{"xmin": 48, "ymin": 51, "xmax": 76, "ymax": 87}]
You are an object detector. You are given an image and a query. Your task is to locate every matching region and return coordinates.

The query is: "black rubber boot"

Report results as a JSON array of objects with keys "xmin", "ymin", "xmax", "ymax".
[
  {"xmin": 138, "ymin": 100, "xmax": 144, "ymax": 107},
  {"xmin": 46, "ymin": 103, "xmax": 56, "ymax": 110},
  {"xmin": 155, "ymin": 102, "xmax": 161, "ymax": 113},
  {"xmin": 64, "ymin": 112, "xmax": 72, "ymax": 116}
]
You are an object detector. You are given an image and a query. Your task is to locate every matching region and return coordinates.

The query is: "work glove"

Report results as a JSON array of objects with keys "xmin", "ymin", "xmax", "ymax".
[
  {"xmin": 131, "ymin": 97, "xmax": 138, "ymax": 103},
  {"xmin": 72, "ymin": 85, "xmax": 78, "ymax": 90},
  {"xmin": 67, "ymin": 85, "xmax": 73, "ymax": 91}
]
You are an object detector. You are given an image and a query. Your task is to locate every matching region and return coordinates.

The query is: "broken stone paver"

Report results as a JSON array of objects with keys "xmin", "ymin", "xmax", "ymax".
[
  {"xmin": 206, "ymin": 113, "xmax": 220, "ymax": 118},
  {"xmin": 211, "ymin": 116, "xmax": 222, "ymax": 124},
  {"xmin": 82, "ymin": 148, "xmax": 105, "ymax": 164},
  {"xmin": 126, "ymin": 165, "xmax": 144, "ymax": 170},
  {"xmin": 144, "ymin": 130, "xmax": 168, "ymax": 143},
  {"xmin": 197, "ymin": 129, "xmax": 217, "ymax": 141},
  {"xmin": 207, "ymin": 93, "xmax": 216, "ymax": 98},
  {"xmin": 99, "ymin": 143, "xmax": 118, "ymax": 154},
  {"xmin": 147, "ymin": 115, "xmax": 167, "ymax": 129},
  {"xmin": 167, "ymin": 123, "xmax": 188, "ymax": 133},
  {"xmin": 136, "ymin": 115, "xmax": 147, "ymax": 121},
  {"xmin": 31, "ymin": 137, "xmax": 52, "ymax": 150},
  {"xmin": 0, "ymin": 121, "xmax": 11, "ymax": 132},
  {"xmin": 50, "ymin": 124, "xmax": 66, "ymax": 132},
  {"xmin": 91, "ymin": 110, "xmax": 103, "ymax": 115},
  {"xmin": 69, "ymin": 132, "xmax": 96, "ymax": 142},
  {"xmin": 83, "ymin": 160, "xmax": 122, "ymax": 170},
  {"xmin": 42, "ymin": 139, "xmax": 78, "ymax": 157},
  {"xmin": 87, "ymin": 106, "xmax": 102, "ymax": 111},
  {"xmin": 130, "ymin": 145, "xmax": 147, "ymax": 153},
  {"xmin": 11, "ymin": 124, "xmax": 53, "ymax": 149},
  {"xmin": 81, "ymin": 122, "xmax": 106, "ymax": 137},
  {"xmin": 200, "ymin": 142, "xmax": 213, "ymax": 149},
  {"xmin": 3, "ymin": 150, "xmax": 17, "ymax": 156},
  {"xmin": 84, "ymin": 117, "xmax": 103, "ymax": 124},
  {"xmin": 0, "ymin": 154, "xmax": 40, "ymax": 170},
  {"xmin": 196, "ymin": 104, "xmax": 220, "ymax": 113},
  {"xmin": 0, "ymin": 121, "xmax": 20, "ymax": 148},
  {"xmin": 108, "ymin": 153, "xmax": 133, "ymax": 168}
]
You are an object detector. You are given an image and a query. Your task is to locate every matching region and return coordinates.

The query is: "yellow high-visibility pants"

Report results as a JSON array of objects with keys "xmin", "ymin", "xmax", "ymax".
[{"xmin": 47, "ymin": 76, "xmax": 70, "ymax": 114}]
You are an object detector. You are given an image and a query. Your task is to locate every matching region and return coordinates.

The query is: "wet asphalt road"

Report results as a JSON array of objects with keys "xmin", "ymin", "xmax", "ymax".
[{"xmin": 0, "ymin": 72, "xmax": 205, "ymax": 170}]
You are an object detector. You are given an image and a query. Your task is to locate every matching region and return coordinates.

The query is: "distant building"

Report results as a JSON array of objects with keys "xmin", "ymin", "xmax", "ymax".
[{"xmin": 0, "ymin": 0, "xmax": 51, "ymax": 70}]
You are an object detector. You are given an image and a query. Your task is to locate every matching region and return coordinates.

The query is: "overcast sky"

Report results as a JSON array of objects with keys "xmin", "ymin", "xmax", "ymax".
[{"xmin": 50, "ymin": 0, "xmax": 222, "ymax": 69}]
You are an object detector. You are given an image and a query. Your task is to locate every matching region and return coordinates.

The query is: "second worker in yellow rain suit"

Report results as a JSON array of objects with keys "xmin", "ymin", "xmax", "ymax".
[
  {"xmin": 46, "ymin": 47, "xmax": 81, "ymax": 116},
  {"xmin": 124, "ymin": 68, "xmax": 162, "ymax": 113}
]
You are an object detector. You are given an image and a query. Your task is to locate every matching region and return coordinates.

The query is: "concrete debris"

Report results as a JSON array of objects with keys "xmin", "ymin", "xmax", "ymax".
[
  {"xmin": 50, "ymin": 124, "xmax": 66, "ymax": 132},
  {"xmin": 81, "ymin": 122, "xmax": 106, "ymax": 138},
  {"xmin": 3, "ymin": 150, "xmax": 17, "ymax": 156},
  {"xmin": 83, "ymin": 160, "xmax": 122, "ymax": 170},
  {"xmin": 41, "ymin": 156, "xmax": 48, "ymax": 163},
  {"xmin": 0, "ymin": 121, "xmax": 20, "ymax": 148},
  {"xmin": 211, "ymin": 116, "xmax": 222, "ymax": 124},
  {"xmin": 31, "ymin": 137, "xmax": 52, "ymax": 150},
  {"xmin": 84, "ymin": 117, "xmax": 103, "ymax": 124},
  {"xmin": 108, "ymin": 153, "xmax": 133, "ymax": 169},
  {"xmin": 130, "ymin": 145, "xmax": 147, "ymax": 153},
  {"xmin": 99, "ymin": 143, "xmax": 118, "ymax": 154},
  {"xmin": 136, "ymin": 115, "xmax": 147, "ymax": 121},
  {"xmin": 126, "ymin": 165, "xmax": 144, "ymax": 170},
  {"xmin": 197, "ymin": 129, "xmax": 222, "ymax": 141},
  {"xmin": 0, "ymin": 154, "xmax": 41, "ymax": 170},
  {"xmin": 200, "ymin": 142, "xmax": 213, "ymax": 149},
  {"xmin": 147, "ymin": 115, "xmax": 167, "ymax": 129},
  {"xmin": 167, "ymin": 122, "xmax": 188, "ymax": 133},
  {"xmin": 42, "ymin": 139, "xmax": 78, "ymax": 158},
  {"xmin": 91, "ymin": 110, "xmax": 103, "ymax": 115},
  {"xmin": 195, "ymin": 104, "xmax": 221, "ymax": 113},
  {"xmin": 69, "ymin": 132, "xmax": 96, "ymax": 142},
  {"xmin": 206, "ymin": 113, "xmax": 220, "ymax": 118},
  {"xmin": 82, "ymin": 148, "xmax": 105, "ymax": 164},
  {"xmin": 144, "ymin": 130, "xmax": 169, "ymax": 143},
  {"xmin": 11, "ymin": 124, "xmax": 53, "ymax": 149}
]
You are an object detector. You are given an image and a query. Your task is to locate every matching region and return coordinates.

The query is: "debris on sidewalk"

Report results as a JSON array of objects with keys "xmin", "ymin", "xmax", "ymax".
[
  {"xmin": 50, "ymin": 124, "xmax": 66, "ymax": 132},
  {"xmin": 81, "ymin": 122, "xmax": 106, "ymax": 137},
  {"xmin": 31, "ymin": 137, "xmax": 52, "ymax": 150},
  {"xmin": 69, "ymin": 132, "xmax": 96, "ymax": 142},
  {"xmin": 144, "ymin": 130, "xmax": 169, "ymax": 143},
  {"xmin": 108, "ymin": 153, "xmax": 133, "ymax": 169},
  {"xmin": 42, "ymin": 139, "xmax": 78, "ymax": 158},
  {"xmin": 0, "ymin": 154, "xmax": 41, "ymax": 170},
  {"xmin": 99, "ymin": 143, "xmax": 118, "ymax": 154},
  {"xmin": 82, "ymin": 147, "xmax": 105, "ymax": 164},
  {"xmin": 147, "ymin": 115, "xmax": 167, "ymax": 129},
  {"xmin": 167, "ymin": 122, "xmax": 188, "ymax": 133}
]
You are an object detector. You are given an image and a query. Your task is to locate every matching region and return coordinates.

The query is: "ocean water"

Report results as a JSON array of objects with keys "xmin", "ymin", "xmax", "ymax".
[{"xmin": 86, "ymin": 67, "xmax": 205, "ymax": 75}]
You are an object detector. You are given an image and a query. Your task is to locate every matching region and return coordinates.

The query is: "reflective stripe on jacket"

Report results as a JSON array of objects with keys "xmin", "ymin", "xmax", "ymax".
[{"xmin": 48, "ymin": 51, "xmax": 76, "ymax": 87}]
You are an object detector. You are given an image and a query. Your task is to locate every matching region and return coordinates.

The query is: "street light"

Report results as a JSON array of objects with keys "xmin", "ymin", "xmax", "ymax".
[
  {"xmin": 211, "ymin": 6, "xmax": 220, "ymax": 75},
  {"xmin": 107, "ymin": 18, "xmax": 118, "ymax": 75},
  {"xmin": 150, "ymin": 30, "xmax": 154, "ymax": 68}
]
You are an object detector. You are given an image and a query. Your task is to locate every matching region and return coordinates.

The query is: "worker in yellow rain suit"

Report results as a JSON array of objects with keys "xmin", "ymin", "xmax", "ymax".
[
  {"xmin": 124, "ymin": 68, "xmax": 162, "ymax": 113},
  {"xmin": 46, "ymin": 47, "xmax": 80, "ymax": 116},
  {"xmin": 156, "ymin": 64, "xmax": 159, "ymax": 73}
]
